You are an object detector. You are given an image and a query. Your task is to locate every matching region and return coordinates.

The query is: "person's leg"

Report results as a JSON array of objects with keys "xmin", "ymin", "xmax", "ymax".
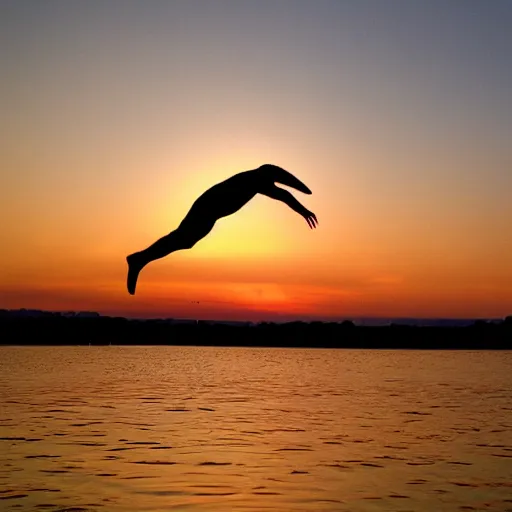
[{"xmin": 126, "ymin": 217, "xmax": 216, "ymax": 295}]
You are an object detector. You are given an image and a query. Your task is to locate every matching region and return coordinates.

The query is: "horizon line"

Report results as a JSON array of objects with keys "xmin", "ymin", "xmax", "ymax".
[{"xmin": 2, "ymin": 308, "xmax": 509, "ymax": 326}]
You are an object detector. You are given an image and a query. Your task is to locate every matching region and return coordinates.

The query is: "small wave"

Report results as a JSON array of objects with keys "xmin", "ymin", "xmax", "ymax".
[
  {"xmin": 132, "ymin": 460, "xmax": 178, "ymax": 465},
  {"xmin": 0, "ymin": 493, "xmax": 29, "ymax": 500},
  {"xmin": 25, "ymin": 455, "xmax": 61, "ymax": 459},
  {"xmin": 125, "ymin": 441, "xmax": 161, "ymax": 445},
  {"xmin": 198, "ymin": 461, "xmax": 232, "ymax": 466},
  {"xmin": 275, "ymin": 447, "xmax": 312, "ymax": 451}
]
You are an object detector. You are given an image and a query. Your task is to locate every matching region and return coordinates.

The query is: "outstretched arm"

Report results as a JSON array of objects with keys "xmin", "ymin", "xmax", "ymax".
[{"xmin": 260, "ymin": 184, "xmax": 318, "ymax": 229}]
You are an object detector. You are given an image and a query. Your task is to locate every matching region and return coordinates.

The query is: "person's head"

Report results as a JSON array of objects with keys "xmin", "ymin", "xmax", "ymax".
[{"xmin": 257, "ymin": 164, "xmax": 312, "ymax": 194}]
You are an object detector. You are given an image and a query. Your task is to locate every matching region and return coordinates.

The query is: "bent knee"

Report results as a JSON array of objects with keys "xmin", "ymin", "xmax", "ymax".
[
  {"xmin": 178, "ymin": 233, "xmax": 199, "ymax": 250},
  {"xmin": 182, "ymin": 239, "xmax": 196, "ymax": 250},
  {"xmin": 176, "ymin": 224, "xmax": 213, "ymax": 250}
]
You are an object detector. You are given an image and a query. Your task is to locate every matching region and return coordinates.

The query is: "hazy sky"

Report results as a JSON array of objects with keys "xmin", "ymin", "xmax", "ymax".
[{"xmin": 1, "ymin": 0, "xmax": 511, "ymax": 321}]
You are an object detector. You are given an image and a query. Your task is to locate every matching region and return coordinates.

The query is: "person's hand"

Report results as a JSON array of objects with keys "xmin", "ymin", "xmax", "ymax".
[{"xmin": 303, "ymin": 209, "xmax": 318, "ymax": 229}]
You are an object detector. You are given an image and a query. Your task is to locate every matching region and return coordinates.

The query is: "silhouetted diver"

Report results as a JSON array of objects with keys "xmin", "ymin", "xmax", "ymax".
[{"xmin": 126, "ymin": 164, "xmax": 317, "ymax": 295}]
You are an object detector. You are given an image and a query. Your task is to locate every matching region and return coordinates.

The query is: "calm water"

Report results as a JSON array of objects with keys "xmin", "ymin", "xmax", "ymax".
[{"xmin": 1, "ymin": 346, "xmax": 511, "ymax": 511}]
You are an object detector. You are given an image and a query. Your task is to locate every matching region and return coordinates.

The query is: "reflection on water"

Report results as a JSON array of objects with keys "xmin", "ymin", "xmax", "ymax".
[{"xmin": 1, "ymin": 346, "xmax": 511, "ymax": 511}]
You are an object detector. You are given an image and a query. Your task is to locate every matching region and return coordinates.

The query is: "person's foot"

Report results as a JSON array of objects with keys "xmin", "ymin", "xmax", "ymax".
[{"xmin": 126, "ymin": 253, "xmax": 144, "ymax": 295}]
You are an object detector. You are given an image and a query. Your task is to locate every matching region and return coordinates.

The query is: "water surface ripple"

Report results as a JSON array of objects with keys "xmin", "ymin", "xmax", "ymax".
[{"xmin": 1, "ymin": 347, "xmax": 511, "ymax": 511}]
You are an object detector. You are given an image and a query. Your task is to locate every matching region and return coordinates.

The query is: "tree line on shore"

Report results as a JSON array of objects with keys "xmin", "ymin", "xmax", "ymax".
[{"xmin": 1, "ymin": 309, "xmax": 510, "ymax": 349}]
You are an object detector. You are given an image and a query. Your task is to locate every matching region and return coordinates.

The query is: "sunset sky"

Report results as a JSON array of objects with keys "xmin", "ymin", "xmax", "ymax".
[{"xmin": 1, "ymin": 0, "xmax": 511, "ymax": 322}]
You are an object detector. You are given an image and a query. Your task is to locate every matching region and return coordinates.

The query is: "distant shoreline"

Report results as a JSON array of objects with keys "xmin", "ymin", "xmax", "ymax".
[{"xmin": 1, "ymin": 309, "xmax": 510, "ymax": 350}]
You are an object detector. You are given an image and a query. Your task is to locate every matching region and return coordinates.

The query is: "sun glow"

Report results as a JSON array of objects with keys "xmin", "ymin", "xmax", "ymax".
[{"xmin": 1, "ymin": 2, "xmax": 511, "ymax": 321}]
